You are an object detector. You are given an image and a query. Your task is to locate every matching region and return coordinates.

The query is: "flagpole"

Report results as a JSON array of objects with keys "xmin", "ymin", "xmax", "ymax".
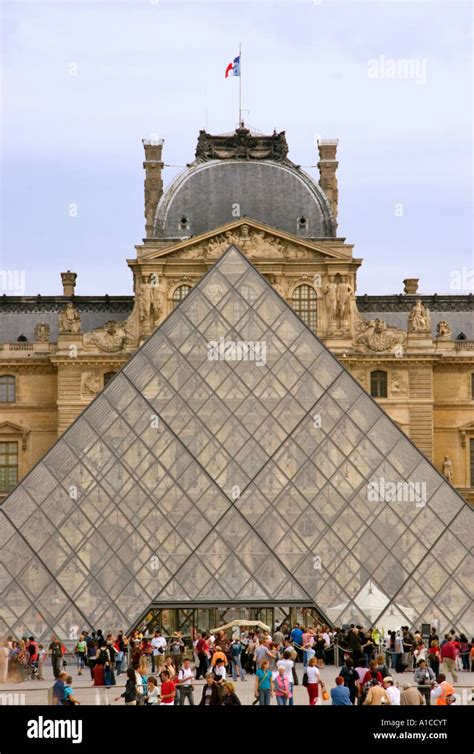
[{"xmin": 239, "ymin": 42, "xmax": 242, "ymax": 126}]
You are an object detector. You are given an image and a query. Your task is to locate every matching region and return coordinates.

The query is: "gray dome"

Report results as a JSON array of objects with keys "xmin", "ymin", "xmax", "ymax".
[{"xmin": 154, "ymin": 160, "xmax": 335, "ymax": 239}]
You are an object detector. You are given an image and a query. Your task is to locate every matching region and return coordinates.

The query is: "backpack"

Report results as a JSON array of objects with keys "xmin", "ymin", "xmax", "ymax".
[{"xmin": 98, "ymin": 648, "xmax": 109, "ymax": 664}]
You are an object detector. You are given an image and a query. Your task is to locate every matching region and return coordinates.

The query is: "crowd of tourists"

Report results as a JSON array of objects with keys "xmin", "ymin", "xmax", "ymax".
[{"xmin": 1, "ymin": 623, "xmax": 471, "ymax": 706}]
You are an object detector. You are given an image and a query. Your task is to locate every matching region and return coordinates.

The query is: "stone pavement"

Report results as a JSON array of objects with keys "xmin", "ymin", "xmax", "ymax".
[{"xmin": 1, "ymin": 660, "xmax": 472, "ymax": 706}]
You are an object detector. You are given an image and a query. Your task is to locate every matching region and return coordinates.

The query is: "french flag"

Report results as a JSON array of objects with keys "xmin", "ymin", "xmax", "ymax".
[{"xmin": 225, "ymin": 55, "xmax": 240, "ymax": 78}]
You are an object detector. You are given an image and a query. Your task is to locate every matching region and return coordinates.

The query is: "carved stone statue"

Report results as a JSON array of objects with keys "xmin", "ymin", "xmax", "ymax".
[
  {"xmin": 408, "ymin": 299, "xmax": 431, "ymax": 332},
  {"xmin": 151, "ymin": 283, "xmax": 163, "ymax": 326},
  {"xmin": 442, "ymin": 455, "xmax": 454, "ymax": 484},
  {"xmin": 83, "ymin": 321, "xmax": 126, "ymax": 352},
  {"xmin": 58, "ymin": 302, "xmax": 81, "ymax": 334},
  {"xmin": 337, "ymin": 278, "xmax": 354, "ymax": 325},
  {"xmin": 139, "ymin": 281, "xmax": 152, "ymax": 323},
  {"xmin": 323, "ymin": 279, "xmax": 338, "ymax": 328},
  {"xmin": 436, "ymin": 320, "xmax": 452, "ymax": 339},
  {"xmin": 34, "ymin": 323, "xmax": 50, "ymax": 342}
]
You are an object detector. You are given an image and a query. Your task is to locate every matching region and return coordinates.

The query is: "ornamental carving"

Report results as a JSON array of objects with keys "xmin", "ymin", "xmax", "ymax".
[
  {"xmin": 81, "ymin": 372, "xmax": 101, "ymax": 398},
  {"xmin": 354, "ymin": 318, "xmax": 407, "ymax": 352},
  {"xmin": 195, "ymin": 127, "xmax": 290, "ymax": 164},
  {"xmin": 83, "ymin": 320, "xmax": 131, "ymax": 352},
  {"xmin": 391, "ymin": 370, "xmax": 408, "ymax": 396},
  {"xmin": 34, "ymin": 323, "xmax": 50, "ymax": 342},
  {"xmin": 58, "ymin": 303, "xmax": 81, "ymax": 334},
  {"xmin": 436, "ymin": 320, "xmax": 452, "ymax": 339}
]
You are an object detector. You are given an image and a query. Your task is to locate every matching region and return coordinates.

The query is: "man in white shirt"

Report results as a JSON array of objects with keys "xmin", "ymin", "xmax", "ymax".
[
  {"xmin": 151, "ymin": 630, "xmax": 167, "ymax": 673},
  {"xmin": 177, "ymin": 659, "xmax": 195, "ymax": 706},
  {"xmin": 383, "ymin": 677, "xmax": 401, "ymax": 705}
]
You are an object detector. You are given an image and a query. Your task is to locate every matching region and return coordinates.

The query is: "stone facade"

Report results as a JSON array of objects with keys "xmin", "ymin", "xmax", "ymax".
[{"xmin": 1, "ymin": 128, "xmax": 473, "ymax": 503}]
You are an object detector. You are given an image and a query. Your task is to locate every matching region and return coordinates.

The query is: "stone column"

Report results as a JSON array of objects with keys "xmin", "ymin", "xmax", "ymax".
[
  {"xmin": 317, "ymin": 139, "xmax": 339, "ymax": 232},
  {"xmin": 143, "ymin": 139, "xmax": 164, "ymax": 239}
]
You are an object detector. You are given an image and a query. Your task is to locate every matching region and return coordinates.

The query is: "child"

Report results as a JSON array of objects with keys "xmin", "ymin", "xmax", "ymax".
[
  {"xmin": 37, "ymin": 644, "xmax": 46, "ymax": 681},
  {"xmin": 63, "ymin": 675, "xmax": 80, "ymax": 705}
]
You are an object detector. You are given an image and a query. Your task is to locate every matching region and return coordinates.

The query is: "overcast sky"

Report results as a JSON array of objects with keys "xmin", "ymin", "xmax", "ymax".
[{"xmin": 1, "ymin": 0, "xmax": 472, "ymax": 296}]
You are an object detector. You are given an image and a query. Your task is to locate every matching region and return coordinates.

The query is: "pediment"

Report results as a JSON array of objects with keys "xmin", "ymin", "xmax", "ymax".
[
  {"xmin": 140, "ymin": 218, "xmax": 352, "ymax": 263},
  {"xmin": 0, "ymin": 421, "xmax": 30, "ymax": 449}
]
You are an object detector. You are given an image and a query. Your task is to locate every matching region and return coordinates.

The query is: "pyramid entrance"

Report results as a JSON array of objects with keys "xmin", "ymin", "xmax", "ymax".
[
  {"xmin": 133, "ymin": 603, "xmax": 326, "ymax": 640},
  {"xmin": 0, "ymin": 246, "xmax": 472, "ymax": 644}
]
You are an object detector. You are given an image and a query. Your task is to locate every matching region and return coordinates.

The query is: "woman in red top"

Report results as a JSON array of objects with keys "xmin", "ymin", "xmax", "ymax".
[
  {"xmin": 92, "ymin": 662, "xmax": 105, "ymax": 686},
  {"xmin": 159, "ymin": 670, "xmax": 176, "ymax": 705},
  {"xmin": 361, "ymin": 659, "xmax": 383, "ymax": 686},
  {"xmin": 428, "ymin": 640, "xmax": 441, "ymax": 677}
]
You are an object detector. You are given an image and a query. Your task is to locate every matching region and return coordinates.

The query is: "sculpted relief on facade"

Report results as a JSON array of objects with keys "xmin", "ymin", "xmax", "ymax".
[{"xmin": 354, "ymin": 317, "xmax": 407, "ymax": 353}]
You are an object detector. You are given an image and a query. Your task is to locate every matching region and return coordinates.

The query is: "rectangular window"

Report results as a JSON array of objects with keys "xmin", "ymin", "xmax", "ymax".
[
  {"xmin": 0, "ymin": 376, "xmax": 16, "ymax": 402},
  {"xmin": 471, "ymin": 374, "xmax": 474, "ymax": 400},
  {"xmin": 0, "ymin": 442, "xmax": 18, "ymax": 494}
]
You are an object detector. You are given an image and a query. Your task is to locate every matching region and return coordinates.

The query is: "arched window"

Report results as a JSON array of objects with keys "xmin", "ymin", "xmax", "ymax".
[
  {"xmin": 370, "ymin": 370, "xmax": 388, "ymax": 398},
  {"xmin": 0, "ymin": 375, "xmax": 16, "ymax": 402},
  {"xmin": 103, "ymin": 372, "xmax": 116, "ymax": 388},
  {"xmin": 291, "ymin": 285, "xmax": 317, "ymax": 331},
  {"xmin": 172, "ymin": 285, "xmax": 192, "ymax": 310}
]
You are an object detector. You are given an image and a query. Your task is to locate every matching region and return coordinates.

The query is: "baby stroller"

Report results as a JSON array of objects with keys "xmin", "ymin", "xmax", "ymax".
[{"xmin": 26, "ymin": 660, "xmax": 40, "ymax": 680}]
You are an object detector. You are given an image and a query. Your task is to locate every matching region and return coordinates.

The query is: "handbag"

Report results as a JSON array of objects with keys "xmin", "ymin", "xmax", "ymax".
[{"xmin": 322, "ymin": 688, "xmax": 329, "ymax": 701}]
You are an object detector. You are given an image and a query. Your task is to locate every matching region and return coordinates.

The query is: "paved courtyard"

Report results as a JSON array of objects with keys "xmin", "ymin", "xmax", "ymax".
[{"xmin": 1, "ymin": 660, "xmax": 472, "ymax": 706}]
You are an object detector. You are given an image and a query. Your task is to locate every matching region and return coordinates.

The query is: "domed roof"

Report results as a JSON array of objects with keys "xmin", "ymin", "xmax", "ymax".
[{"xmin": 154, "ymin": 128, "xmax": 335, "ymax": 240}]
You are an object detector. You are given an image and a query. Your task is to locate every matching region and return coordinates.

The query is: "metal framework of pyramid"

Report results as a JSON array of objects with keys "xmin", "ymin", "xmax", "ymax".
[{"xmin": 1, "ymin": 247, "xmax": 472, "ymax": 642}]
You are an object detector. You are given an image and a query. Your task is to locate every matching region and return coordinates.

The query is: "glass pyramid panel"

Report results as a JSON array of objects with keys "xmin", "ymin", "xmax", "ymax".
[{"xmin": 0, "ymin": 245, "xmax": 472, "ymax": 641}]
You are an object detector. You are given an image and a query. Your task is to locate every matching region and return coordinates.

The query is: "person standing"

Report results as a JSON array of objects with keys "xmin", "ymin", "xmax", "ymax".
[
  {"xmin": 158, "ymin": 670, "xmax": 176, "ymax": 705},
  {"xmin": 115, "ymin": 668, "xmax": 138, "ymax": 706},
  {"xmin": 37, "ymin": 644, "xmax": 46, "ymax": 681},
  {"xmin": 74, "ymin": 636, "xmax": 87, "ymax": 676},
  {"xmin": 440, "ymin": 636, "xmax": 458, "ymax": 683},
  {"xmin": 230, "ymin": 636, "xmax": 246, "ymax": 682},
  {"xmin": 274, "ymin": 666, "xmax": 292, "ymax": 706},
  {"xmin": 169, "ymin": 633, "xmax": 185, "ymax": 673},
  {"xmin": 306, "ymin": 657, "xmax": 322, "ymax": 706},
  {"xmin": 49, "ymin": 636, "xmax": 63, "ymax": 680},
  {"xmin": 277, "ymin": 651, "xmax": 295, "ymax": 706},
  {"xmin": 339, "ymin": 657, "xmax": 358, "ymax": 704},
  {"xmin": 255, "ymin": 659, "xmax": 273, "ymax": 705},
  {"xmin": 414, "ymin": 659, "xmax": 435, "ymax": 706},
  {"xmin": 290, "ymin": 624, "xmax": 304, "ymax": 663},
  {"xmin": 150, "ymin": 630, "xmax": 166, "ymax": 675},
  {"xmin": 176, "ymin": 658, "xmax": 195, "ymax": 705},
  {"xmin": 195, "ymin": 632, "xmax": 210, "ymax": 680},
  {"xmin": 430, "ymin": 674, "xmax": 455, "ymax": 706},
  {"xmin": 0, "ymin": 642, "xmax": 9, "ymax": 684}
]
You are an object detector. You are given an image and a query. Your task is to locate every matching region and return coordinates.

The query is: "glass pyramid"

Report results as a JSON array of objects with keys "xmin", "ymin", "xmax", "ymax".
[{"xmin": 0, "ymin": 246, "xmax": 472, "ymax": 642}]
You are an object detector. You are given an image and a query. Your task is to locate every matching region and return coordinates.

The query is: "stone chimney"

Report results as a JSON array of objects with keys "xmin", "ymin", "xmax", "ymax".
[
  {"xmin": 317, "ymin": 139, "xmax": 339, "ymax": 232},
  {"xmin": 403, "ymin": 278, "xmax": 419, "ymax": 295},
  {"xmin": 61, "ymin": 271, "xmax": 77, "ymax": 296},
  {"xmin": 143, "ymin": 138, "xmax": 164, "ymax": 239}
]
